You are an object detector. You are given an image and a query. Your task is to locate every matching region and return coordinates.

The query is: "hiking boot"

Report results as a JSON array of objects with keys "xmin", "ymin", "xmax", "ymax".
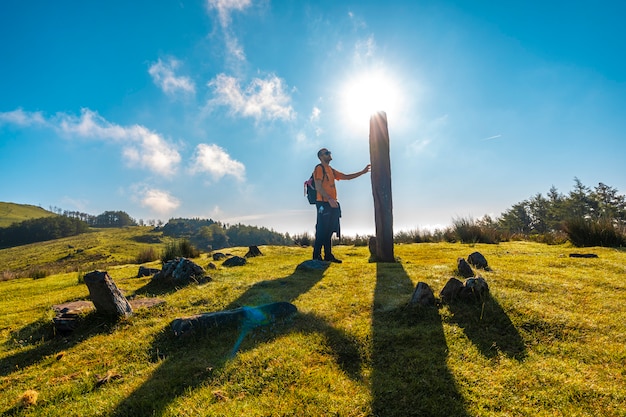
[{"xmin": 325, "ymin": 256, "xmax": 342, "ymax": 264}]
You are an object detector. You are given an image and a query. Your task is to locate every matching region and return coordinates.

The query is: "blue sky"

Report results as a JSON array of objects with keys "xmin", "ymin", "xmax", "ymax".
[{"xmin": 1, "ymin": 0, "xmax": 625, "ymax": 236}]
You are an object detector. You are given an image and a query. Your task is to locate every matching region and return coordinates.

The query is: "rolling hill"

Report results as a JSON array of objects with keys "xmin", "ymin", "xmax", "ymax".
[{"xmin": 0, "ymin": 202, "xmax": 56, "ymax": 227}]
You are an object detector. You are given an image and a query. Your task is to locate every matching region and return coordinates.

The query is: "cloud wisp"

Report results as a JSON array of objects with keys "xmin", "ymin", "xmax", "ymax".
[
  {"xmin": 207, "ymin": 73, "xmax": 295, "ymax": 122},
  {"xmin": 139, "ymin": 187, "xmax": 181, "ymax": 215},
  {"xmin": 148, "ymin": 58, "xmax": 196, "ymax": 96},
  {"xmin": 1, "ymin": 108, "xmax": 182, "ymax": 177}
]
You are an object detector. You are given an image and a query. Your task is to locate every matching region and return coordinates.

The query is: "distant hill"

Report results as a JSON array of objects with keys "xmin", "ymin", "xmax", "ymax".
[{"xmin": 0, "ymin": 202, "xmax": 56, "ymax": 227}]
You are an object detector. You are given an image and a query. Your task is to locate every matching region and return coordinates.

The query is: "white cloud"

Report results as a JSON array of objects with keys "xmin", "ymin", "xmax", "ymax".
[
  {"xmin": 148, "ymin": 58, "xmax": 196, "ymax": 96},
  {"xmin": 140, "ymin": 188, "xmax": 181, "ymax": 215},
  {"xmin": 310, "ymin": 106, "xmax": 321, "ymax": 123},
  {"xmin": 3, "ymin": 108, "xmax": 182, "ymax": 177},
  {"xmin": 207, "ymin": 0, "xmax": 252, "ymax": 28},
  {"xmin": 0, "ymin": 108, "xmax": 46, "ymax": 126},
  {"xmin": 207, "ymin": 73, "xmax": 295, "ymax": 122},
  {"xmin": 354, "ymin": 35, "xmax": 376, "ymax": 63},
  {"xmin": 190, "ymin": 143, "xmax": 245, "ymax": 181}
]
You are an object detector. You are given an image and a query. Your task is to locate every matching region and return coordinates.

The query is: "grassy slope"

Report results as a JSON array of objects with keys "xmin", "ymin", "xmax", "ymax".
[
  {"xmin": 0, "ymin": 227, "xmax": 167, "ymax": 279},
  {"xmin": 0, "ymin": 202, "xmax": 56, "ymax": 228},
  {"xmin": 0, "ymin": 242, "xmax": 625, "ymax": 416}
]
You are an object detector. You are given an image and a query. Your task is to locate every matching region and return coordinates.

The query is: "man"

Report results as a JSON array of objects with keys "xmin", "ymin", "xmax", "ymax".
[{"xmin": 312, "ymin": 148, "xmax": 370, "ymax": 263}]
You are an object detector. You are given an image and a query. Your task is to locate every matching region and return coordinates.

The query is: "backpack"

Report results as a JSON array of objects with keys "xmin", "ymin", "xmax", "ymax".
[{"xmin": 304, "ymin": 164, "xmax": 326, "ymax": 204}]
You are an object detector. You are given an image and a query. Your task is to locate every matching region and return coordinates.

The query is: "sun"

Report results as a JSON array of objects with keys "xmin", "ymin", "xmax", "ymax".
[{"xmin": 340, "ymin": 69, "xmax": 403, "ymax": 129}]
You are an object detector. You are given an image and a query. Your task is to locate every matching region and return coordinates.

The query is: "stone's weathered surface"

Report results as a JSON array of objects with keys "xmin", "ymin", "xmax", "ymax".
[
  {"xmin": 467, "ymin": 252, "xmax": 489, "ymax": 270},
  {"xmin": 137, "ymin": 266, "xmax": 160, "ymax": 277},
  {"xmin": 213, "ymin": 252, "xmax": 227, "ymax": 261},
  {"xmin": 463, "ymin": 277, "xmax": 489, "ymax": 300},
  {"xmin": 171, "ymin": 302, "xmax": 298, "ymax": 337},
  {"xmin": 410, "ymin": 282, "xmax": 435, "ymax": 306},
  {"xmin": 245, "ymin": 245, "xmax": 263, "ymax": 258},
  {"xmin": 369, "ymin": 111, "xmax": 395, "ymax": 262},
  {"xmin": 153, "ymin": 257, "xmax": 210, "ymax": 283},
  {"xmin": 440, "ymin": 276, "xmax": 490, "ymax": 303},
  {"xmin": 569, "ymin": 253, "xmax": 599, "ymax": 258},
  {"xmin": 83, "ymin": 271, "xmax": 133, "ymax": 317},
  {"xmin": 457, "ymin": 257, "xmax": 474, "ymax": 278},
  {"xmin": 223, "ymin": 256, "xmax": 247, "ymax": 267},
  {"xmin": 440, "ymin": 277, "xmax": 464, "ymax": 303},
  {"xmin": 296, "ymin": 259, "xmax": 330, "ymax": 272},
  {"xmin": 206, "ymin": 262, "xmax": 217, "ymax": 270}
]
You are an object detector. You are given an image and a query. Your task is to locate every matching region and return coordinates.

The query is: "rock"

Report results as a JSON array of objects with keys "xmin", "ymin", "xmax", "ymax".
[
  {"xmin": 569, "ymin": 253, "xmax": 599, "ymax": 258},
  {"xmin": 368, "ymin": 236, "xmax": 377, "ymax": 261},
  {"xmin": 213, "ymin": 252, "xmax": 227, "ymax": 261},
  {"xmin": 296, "ymin": 259, "xmax": 330, "ymax": 272},
  {"xmin": 171, "ymin": 302, "xmax": 298, "ymax": 337},
  {"xmin": 409, "ymin": 282, "xmax": 435, "ymax": 306},
  {"xmin": 440, "ymin": 277, "xmax": 464, "ymax": 303},
  {"xmin": 137, "ymin": 266, "xmax": 160, "ymax": 277},
  {"xmin": 152, "ymin": 257, "xmax": 210, "ymax": 283},
  {"xmin": 440, "ymin": 276, "xmax": 490, "ymax": 304},
  {"xmin": 457, "ymin": 257, "xmax": 474, "ymax": 278},
  {"xmin": 461, "ymin": 276, "xmax": 489, "ymax": 301},
  {"xmin": 245, "ymin": 245, "xmax": 263, "ymax": 258},
  {"xmin": 83, "ymin": 271, "xmax": 133, "ymax": 317},
  {"xmin": 206, "ymin": 262, "xmax": 217, "ymax": 270},
  {"xmin": 223, "ymin": 256, "xmax": 247, "ymax": 267},
  {"xmin": 467, "ymin": 252, "xmax": 489, "ymax": 269}
]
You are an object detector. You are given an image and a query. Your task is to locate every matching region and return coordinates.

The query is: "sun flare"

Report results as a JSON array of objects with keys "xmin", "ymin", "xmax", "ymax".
[{"xmin": 340, "ymin": 69, "xmax": 402, "ymax": 128}]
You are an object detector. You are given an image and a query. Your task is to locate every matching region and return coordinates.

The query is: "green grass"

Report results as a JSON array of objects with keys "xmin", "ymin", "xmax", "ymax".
[
  {"xmin": 0, "ymin": 202, "xmax": 56, "ymax": 228},
  {"xmin": 1, "ymin": 242, "xmax": 625, "ymax": 416},
  {"xmin": 0, "ymin": 227, "xmax": 168, "ymax": 280}
]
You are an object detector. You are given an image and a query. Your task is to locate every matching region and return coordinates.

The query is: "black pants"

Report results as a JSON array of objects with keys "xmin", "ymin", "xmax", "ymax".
[{"xmin": 313, "ymin": 202, "xmax": 341, "ymax": 260}]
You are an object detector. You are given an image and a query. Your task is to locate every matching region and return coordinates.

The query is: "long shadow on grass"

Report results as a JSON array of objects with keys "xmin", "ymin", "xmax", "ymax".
[
  {"xmin": 371, "ymin": 262, "xmax": 469, "ymax": 417},
  {"xmin": 0, "ymin": 313, "xmax": 121, "ymax": 378},
  {"xmin": 447, "ymin": 296, "xmax": 527, "ymax": 360},
  {"xmin": 110, "ymin": 266, "xmax": 363, "ymax": 416}
]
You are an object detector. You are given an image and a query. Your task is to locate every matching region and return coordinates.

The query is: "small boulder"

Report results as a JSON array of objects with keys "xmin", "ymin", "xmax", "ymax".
[
  {"xmin": 213, "ymin": 252, "xmax": 227, "ymax": 261},
  {"xmin": 137, "ymin": 266, "xmax": 160, "ymax": 277},
  {"xmin": 223, "ymin": 256, "xmax": 247, "ymax": 267},
  {"xmin": 459, "ymin": 276, "xmax": 490, "ymax": 301},
  {"xmin": 467, "ymin": 252, "xmax": 489, "ymax": 270},
  {"xmin": 296, "ymin": 259, "xmax": 330, "ymax": 272},
  {"xmin": 440, "ymin": 277, "xmax": 464, "ymax": 303},
  {"xmin": 153, "ymin": 258, "xmax": 210, "ymax": 283},
  {"xmin": 457, "ymin": 257, "xmax": 474, "ymax": 278},
  {"xmin": 409, "ymin": 282, "xmax": 435, "ymax": 307}
]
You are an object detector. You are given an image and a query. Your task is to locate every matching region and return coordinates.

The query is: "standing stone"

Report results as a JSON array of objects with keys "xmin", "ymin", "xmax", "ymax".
[
  {"xmin": 83, "ymin": 271, "xmax": 133, "ymax": 317},
  {"xmin": 369, "ymin": 111, "xmax": 395, "ymax": 262},
  {"xmin": 410, "ymin": 282, "xmax": 435, "ymax": 306},
  {"xmin": 440, "ymin": 277, "xmax": 464, "ymax": 303}
]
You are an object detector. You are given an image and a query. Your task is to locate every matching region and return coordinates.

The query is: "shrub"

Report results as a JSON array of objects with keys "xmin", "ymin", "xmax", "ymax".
[
  {"xmin": 161, "ymin": 239, "xmax": 200, "ymax": 263},
  {"xmin": 564, "ymin": 217, "xmax": 626, "ymax": 247},
  {"xmin": 136, "ymin": 247, "xmax": 160, "ymax": 264},
  {"xmin": 293, "ymin": 232, "xmax": 313, "ymax": 247},
  {"xmin": 451, "ymin": 217, "xmax": 500, "ymax": 244}
]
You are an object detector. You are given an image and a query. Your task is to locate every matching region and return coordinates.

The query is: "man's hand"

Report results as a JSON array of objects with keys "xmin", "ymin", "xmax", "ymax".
[{"xmin": 328, "ymin": 197, "xmax": 339, "ymax": 208}]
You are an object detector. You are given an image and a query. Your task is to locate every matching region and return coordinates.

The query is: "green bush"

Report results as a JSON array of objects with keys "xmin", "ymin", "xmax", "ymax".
[
  {"xmin": 564, "ymin": 217, "xmax": 626, "ymax": 247},
  {"xmin": 136, "ymin": 247, "xmax": 160, "ymax": 264},
  {"xmin": 161, "ymin": 239, "xmax": 200, "ymax": 263},
  {"xmin": 451, "ymin": 217, "xmax": 500, "ymax": 244}
]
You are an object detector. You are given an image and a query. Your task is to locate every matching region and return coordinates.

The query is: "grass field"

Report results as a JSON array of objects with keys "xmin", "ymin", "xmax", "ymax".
[
  {"xmin": 0, "ymin": 202, "xmax": 55, "ymax": 228},
  {"xmin": 1, "ymin": 237, "xmax": 625, "ymax": 416}
]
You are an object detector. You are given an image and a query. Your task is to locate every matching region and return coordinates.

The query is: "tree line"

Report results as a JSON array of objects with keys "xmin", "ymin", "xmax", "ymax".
[{"xmin": 159, "ymin": 218, "xmax": 293, "ymax": 250}]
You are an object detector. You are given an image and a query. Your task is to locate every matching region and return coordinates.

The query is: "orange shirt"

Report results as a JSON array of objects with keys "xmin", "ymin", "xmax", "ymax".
[{"xmin": 314, "ymin": 164, "xmax": 347, "ymax": 202}]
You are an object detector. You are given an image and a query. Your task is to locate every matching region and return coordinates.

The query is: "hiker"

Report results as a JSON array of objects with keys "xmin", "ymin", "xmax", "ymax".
[{"xmin": 312, "ymin": 148, "xmax": 370, "ymax": 263}]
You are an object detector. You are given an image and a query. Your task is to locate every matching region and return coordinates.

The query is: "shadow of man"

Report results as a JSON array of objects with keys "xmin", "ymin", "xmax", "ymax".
[
  {"xmin": 371, "ymin": 262, "xmax": 469, "ymax": 417},
  {"xmin": 111, "ymin": 264, "xmax": 363, "ymax": 416}
]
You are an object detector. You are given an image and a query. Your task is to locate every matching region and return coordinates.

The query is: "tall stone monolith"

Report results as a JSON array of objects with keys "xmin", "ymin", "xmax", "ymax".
[{"xmin": 369, "ymin": 111, "xmax": 395, "ymax": 262}]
